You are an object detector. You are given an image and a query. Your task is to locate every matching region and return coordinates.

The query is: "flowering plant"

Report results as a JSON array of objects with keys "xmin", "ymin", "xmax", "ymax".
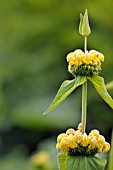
[{"xmin": 43, "ymin": 9, "xmax": 113, "ymax": 170}]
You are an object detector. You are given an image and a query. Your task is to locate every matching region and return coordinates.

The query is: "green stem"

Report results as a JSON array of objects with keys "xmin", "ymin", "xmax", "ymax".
[
  {"xmin": 81, "ymin": 36, "xmax": 87, "ymax": 134},
  {"xmin": 84, "ymin": 36, "xmax": 87, "ymax": 53},
  {"xmin": 81, "ymin": 81, "xmax": 87, "ymax": 134}
]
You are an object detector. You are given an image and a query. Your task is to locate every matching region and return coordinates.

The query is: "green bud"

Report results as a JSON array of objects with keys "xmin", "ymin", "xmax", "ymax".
[{"xmin": 79, "ymin": 9, "xmax": 91, "ymax": 37}]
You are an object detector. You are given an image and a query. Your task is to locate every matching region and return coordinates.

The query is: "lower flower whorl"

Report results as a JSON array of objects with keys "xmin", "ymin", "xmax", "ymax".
[{"xmin": 56, "ymin": 124, "xmax": 110, "ymax": 156}]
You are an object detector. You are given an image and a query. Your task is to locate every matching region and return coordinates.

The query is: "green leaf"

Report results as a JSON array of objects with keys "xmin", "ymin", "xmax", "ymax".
[
  {"xmin": 57, "ymin": 153, "xmax": 106, "ymax": 170},
  {"xmin": 88, "ymin": 75, "xmax": 113, "ymax": 109},
  {"xmin": 43, "ymin": 76, "xmax": 86, "ymax": 115},
  {"xmin": 108, "ymin": 130, "xmax": 113, "ymax": 170},
  {"xmin": 58, "ymin": 153, "xmax": 68, "ymax": 170}
]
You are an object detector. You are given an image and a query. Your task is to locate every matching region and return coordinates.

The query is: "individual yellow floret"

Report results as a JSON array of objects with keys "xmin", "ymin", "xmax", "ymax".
[
  {"xmin": 57, "ymin": 133, "xmax": 68, "ymax": 143},
  {"xmin": 68, "ymin": 134, "xmax": 78, "ymax": 148},
  {"xmin": 89, "ymin": 129, "xmax": 100, "ymax": 137},
  {"xmin": 88, "ymin": 136, "xmax": 97, "ymax": 150},
  {"xmin": 98, "ymin": 53, "xmax": 104, "ymax": 62},
  {"xmin": 77, "ymin": 123, "xmax": 82, "ymax": 132},
  {"xmin": 80, "ymin": 133, "xmax": 90, "ymax": 147},
  {"xmin": 60, "ymin": 137, "xmax": 69, "ymax": 153},
  {"xmin": 74, "ymin": 49, "xmax": 83, "ymax": 54},
  {"xmin": 102, "ymin": 142, "xmax": 110, "ymax": 152},
  {"xmin": 56, "ymin": 142, "xmax": 61, "ymax": 151},
  {"xmin": 74, "ymin": 130, "xmax": 82, "ymax": 140},
  {"xmin": 66, "ymin": 128, "xmax": 76, "ymax": 135},
  {"xmin": 67, "ymin": 52, "xmax": 75, "ymax": 64},
  {"xmin": 97, "ymin": 135, "xmax": 105, "ymax": 144}
]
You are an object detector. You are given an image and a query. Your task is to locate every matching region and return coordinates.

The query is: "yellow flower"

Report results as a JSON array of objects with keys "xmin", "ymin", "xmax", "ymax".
[
  {"xmin": 74, "ymin": 130, "xmax": 82, "ymax": 141},
  {"xmin": 60, "ymin": 137, "xmax": 69, "ymax": 153},
  {"xmin": 102, "ymin": 142, "xmax": 110, "ymax": 152},
  {"xmin": 98, "ymin": 53, "xmax": 104, "ymax": 62},
  {"xmin": 88, "ymin": 136, "xmax": 97, "ymax": 150},
  {"xmin": 68, "ymin": 134, "xmax": 78, "ymax": 148},
  {"xmin": 66, "ymin": 128, "xmax": 76, "ymax": 135},
  {"xmin": 57, "ymin": 133, "xmax": 68, "ymax": 143},
  {"xmin": 75, "ymin": 51, "xmax": 85, "ymax": 66},
  {"xmin": 66, "ymin": 49, "xmax": 104, "ymax": 76},
  {"xmin": 80, "ymin": 133, "xmax": 90, "ymax": 147},
  {"xmin": 89, "ymin": 129, "xmax": 100, "ymax": 137},
  {"xmin": 77, "ymin": 123, "xmax": 82, "ymax": 132},
  {"xmin": 74, "ymin": 49, "xmax": 83, "ymax": 54},
  {"xmin": 97, "ymin": 135, "xmax": 105, "ymax": 144},
  {"xmin": 56, "ymin": 126, "xmax": 110, "ymax": 156},
  {"xmin": 56, "ymin": 143, "xmax": 61, "ymax": 151},
  {"xmin": 67, "ymin": 52, "xmax": 75, "ymax": 64},
  {"xmin": 31, "ymin": 151, "xmax": 51, "ymax": 169}
]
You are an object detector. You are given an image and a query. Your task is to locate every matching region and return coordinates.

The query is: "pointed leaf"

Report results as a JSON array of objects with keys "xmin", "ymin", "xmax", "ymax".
[
  {"xmin": 88, "ymin": 75, "xmax": 113, "ymax": 109},
  {"xmin": 43, "ymin": 76, "xmax": 86, "ymax": 115},
  {"xmin": 58, "ymin": 153, "xmax": 106, "ymax": 170},
  {"xmin": 108, "ymin": 130, "xmax": 113, "ymax": 170}
]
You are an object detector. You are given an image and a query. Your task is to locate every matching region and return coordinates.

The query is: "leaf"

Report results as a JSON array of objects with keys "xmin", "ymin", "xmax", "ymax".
[
  {"xmin": 58, "ymin": 153, "xmax": 68, "ymax": 170},
  {"xmin": 43, "ymin": 76, "xmax": 86, "ymax": 115},
  {"xmin": 108, "ymin": 130, "xmax": 113, "ymax": 170},
  {"xmin": 88, "ymin": 75, "xmax": 113, "ymax": 109},
  {"xmin": 57, "ymin": 153, "xmax": 106, "ymax": 170}
]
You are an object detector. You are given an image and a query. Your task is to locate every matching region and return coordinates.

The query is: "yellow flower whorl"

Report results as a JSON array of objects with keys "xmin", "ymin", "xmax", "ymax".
[
  {"xmin": 66, "ymin": 49, "xmax": 104, "ymax": 77},
  {"xmin": 56, "ymin": 123, "xmax": 110, "ymax": 156}
]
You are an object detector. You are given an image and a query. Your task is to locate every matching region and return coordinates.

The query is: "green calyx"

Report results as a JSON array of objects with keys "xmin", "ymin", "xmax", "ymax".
[
  {"xmin": 79, "ymin": 9, "xmax": 91, "ymax": 37},
  {"xmin": 70, "ymin": 64, "xmax": 101, "ymax": 77},
  {"xmin": 68, "ymin": 146, "xmax": 98, "ymax": 156}
]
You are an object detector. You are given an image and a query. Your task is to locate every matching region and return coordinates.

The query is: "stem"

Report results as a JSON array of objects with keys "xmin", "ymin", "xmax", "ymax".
[
  {"xmin": 81, "ymin": 81, "xmax": 87, "ymax": 134},
  {"xmin": 81, "ymin": 36, "xmax": 88, "ymax": 134},
  {"xmin": 84, "ymin": 36, "xmax": 87, "ymax": 53}
]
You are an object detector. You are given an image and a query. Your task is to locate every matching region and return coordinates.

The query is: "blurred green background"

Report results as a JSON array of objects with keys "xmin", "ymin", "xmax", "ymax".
[{"xmin": 0, "ymin": 0, "xmax": 113, "ymax": 169}]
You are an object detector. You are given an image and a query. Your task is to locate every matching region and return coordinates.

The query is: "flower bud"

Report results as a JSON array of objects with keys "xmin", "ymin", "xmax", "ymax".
[
  {"xmin": 79, "ymin": 9, "xmax": 91, "ymax": 37},
  {"xmin": 66, "ymin": 128, "xmax": 75, "ymax": 135},
  {"xmin": 102, "ymin": 142, "xmax": 110, "ymax": 152},
  {"xmin": 77, "ymin": 123, "xmax": 82, "ymax": 132},
  {"xmin": 57, "ymin": 133, "xmax": 68, "ymax": 143},
  {"xmin": 89, "ymin": 129, "xmax": 100, "ymax": 137},
  {"xmin": 97, "ymin": 135, "xmax": 105, "ymax": 144},
  {"xmin": 68, "ymin": 134, "xmax": 78, "ymax": 148},
  {"xmin": 56, "ymin": 143, "xmax": 61, "ymax": 151},
  {"xmin": 60, "ymin": 137, "xmax": 69, "ymax": 153}
]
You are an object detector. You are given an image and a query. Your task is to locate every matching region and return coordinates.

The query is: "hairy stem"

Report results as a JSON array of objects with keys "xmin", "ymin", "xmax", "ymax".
[
  {"xmin": 84, "ymin": 36, "xmax": 87, "ymax": 53},
  {"xmin": 81, "ymin": 81, "xmax": 87, "ymax": 134},
  {"xmin": 81, "ymin": 36, "xmax": 87, "ymax": 134}
]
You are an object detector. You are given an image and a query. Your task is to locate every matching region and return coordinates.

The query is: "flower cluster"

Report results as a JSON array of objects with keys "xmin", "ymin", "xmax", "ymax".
[
  {"xmin": 31, "ymin": 151, "xmax": 53, "ymax": 170},
  {"xmin": 67, "ymin": 49, "xmax": 104, "ymax": 77},
  {"xmin": 56, "ymin": 124, "xmax": 110, "ymax": 156}
]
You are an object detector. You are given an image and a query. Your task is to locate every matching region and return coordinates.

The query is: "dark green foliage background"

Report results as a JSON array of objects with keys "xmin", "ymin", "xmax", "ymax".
[{"xmin": 0, "ymin": 0, "xmax": 112, "ymax": 169}]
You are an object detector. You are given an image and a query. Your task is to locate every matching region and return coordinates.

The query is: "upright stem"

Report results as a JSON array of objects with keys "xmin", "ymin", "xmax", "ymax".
[
  {"xmin": 81, "ymin": 81, "xmax": 87, "ymax": 134},
  {"xmin": 81, "ymin": 36, "xmax": 87, "ymax": 134},
  {"xmin": 84, "ymin": 36, "xmax": 87, "ymax": 53}
]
